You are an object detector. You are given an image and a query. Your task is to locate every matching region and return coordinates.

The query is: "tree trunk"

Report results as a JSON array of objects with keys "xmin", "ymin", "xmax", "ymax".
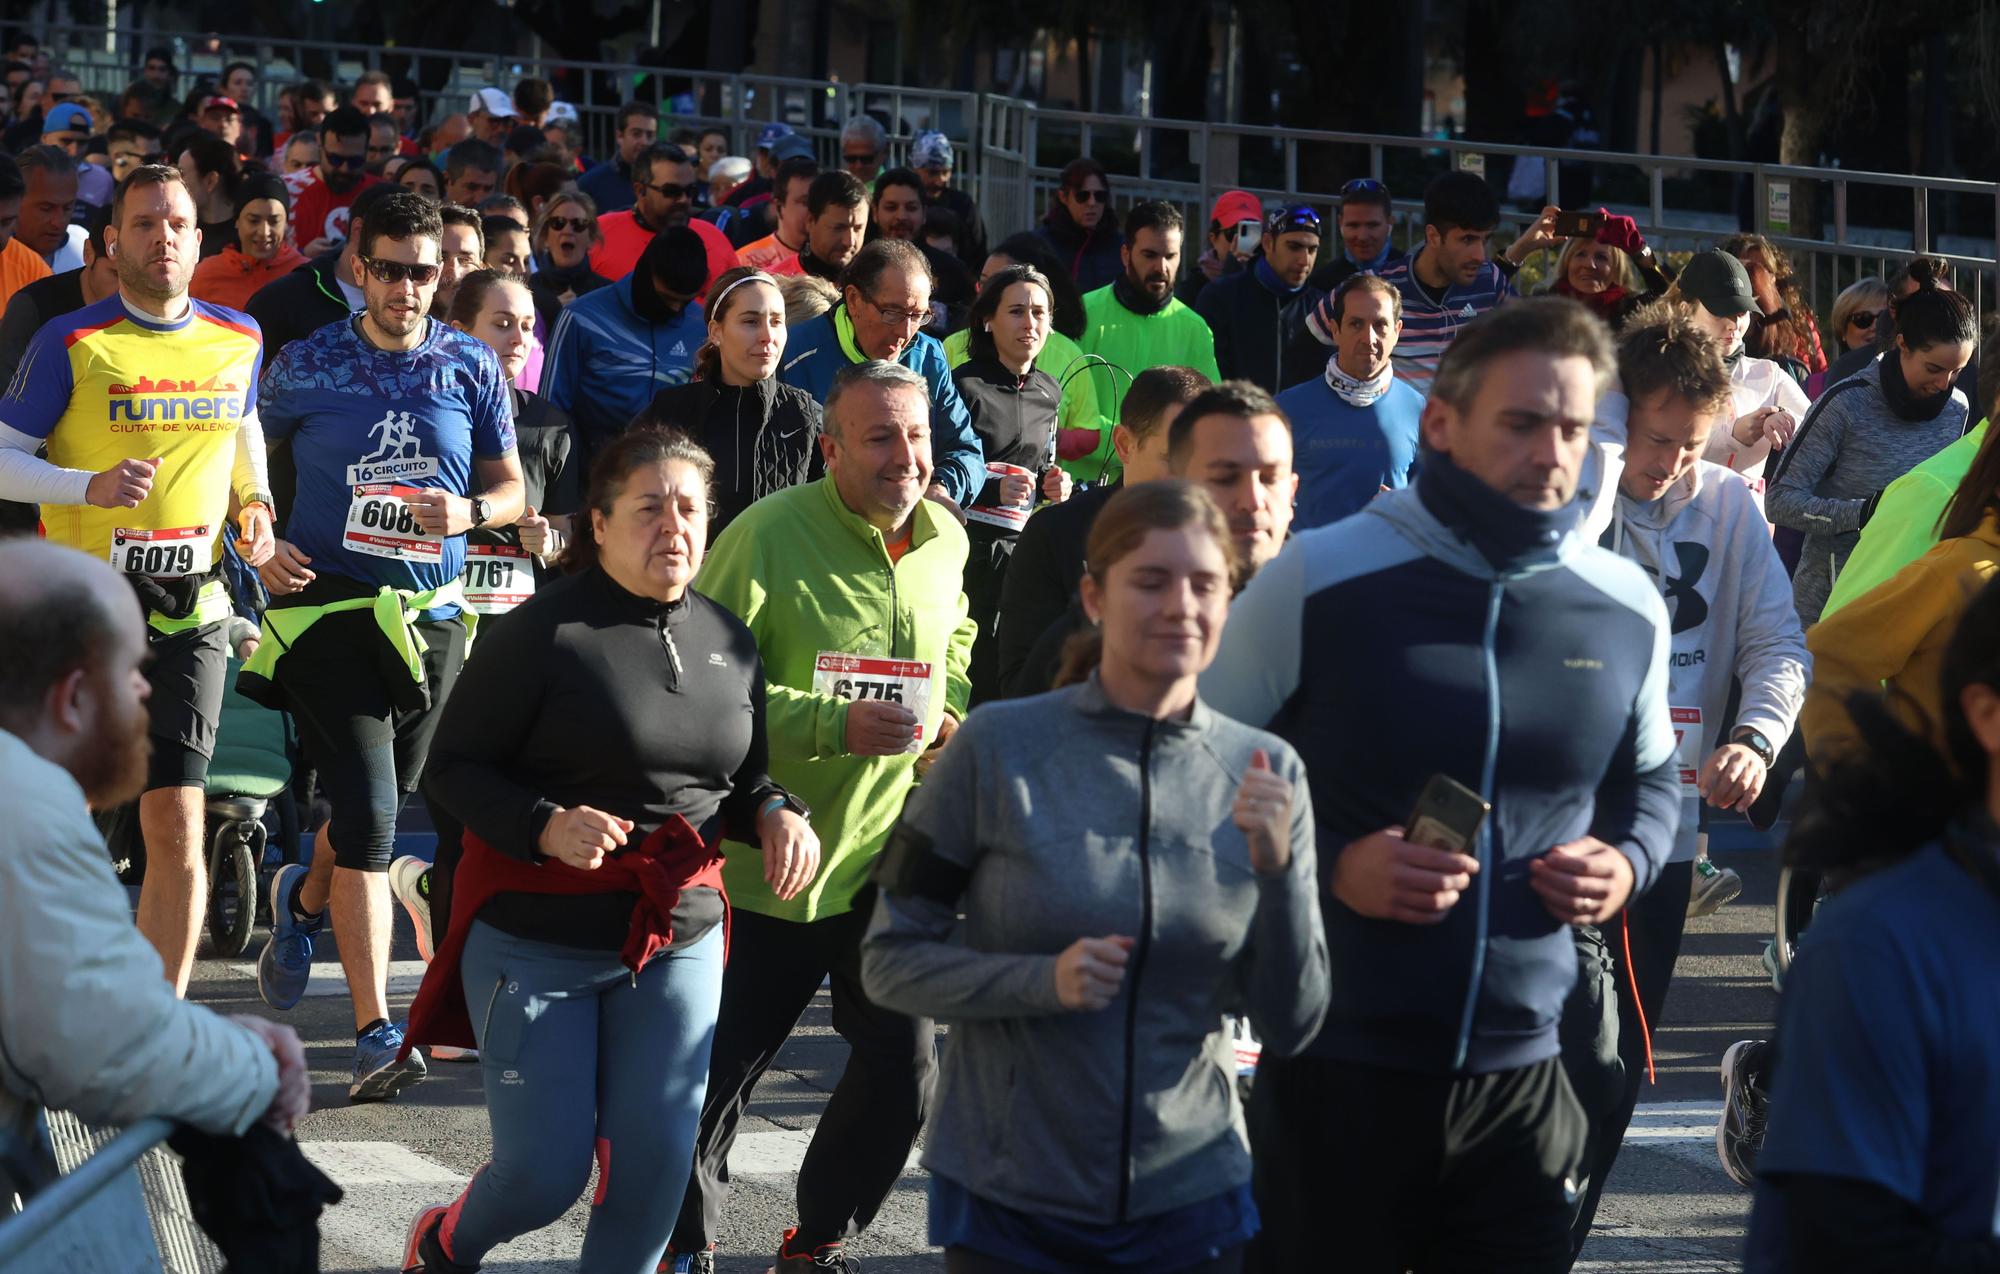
[
  {"xmin": 1649, "ymin": 39, "xmax": 1663, "ymax": 154},
  {"xmin": 1712, "ymin": 40, "xmax": 1744, "ymax": 160}
]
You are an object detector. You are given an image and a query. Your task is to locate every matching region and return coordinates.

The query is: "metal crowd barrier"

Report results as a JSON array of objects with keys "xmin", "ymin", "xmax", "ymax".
[
  {"xmin": 0, "ymin": 1112, "xmax": 223, "ymax": 1274},
  {"xmin": 23, "ymin": 18, "xmax": 2000, "ymax": 322}
]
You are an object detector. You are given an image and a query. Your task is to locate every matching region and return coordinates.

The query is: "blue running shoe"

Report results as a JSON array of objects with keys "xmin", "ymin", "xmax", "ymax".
[
  {"xmin": 257, "ymin": 863, "xmax": 322, "ymax": 1010},
  {"xmin": 352, "ymin": 1021, "xmax": 427, "ymax": 1103}
]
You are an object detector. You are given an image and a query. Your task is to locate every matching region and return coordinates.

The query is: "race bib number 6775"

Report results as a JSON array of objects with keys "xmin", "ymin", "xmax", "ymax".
[{"xmin": 813, "ymin": 652, "xmax": 934, "ymax": 752}]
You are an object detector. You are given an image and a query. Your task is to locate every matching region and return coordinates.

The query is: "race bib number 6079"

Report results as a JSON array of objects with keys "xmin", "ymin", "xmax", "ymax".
[{"xmin": 109, "ymin": 524, "xmax": 212, "ymax": 577}]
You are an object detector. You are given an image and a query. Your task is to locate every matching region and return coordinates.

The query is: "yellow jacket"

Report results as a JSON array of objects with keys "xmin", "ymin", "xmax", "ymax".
[{"xmin": 1803, "ymin": 507, "xmax": 2000, "ymax": 760}]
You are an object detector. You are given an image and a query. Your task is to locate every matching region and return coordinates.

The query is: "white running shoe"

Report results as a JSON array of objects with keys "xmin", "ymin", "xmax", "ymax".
[
  {"xmin": 1687, "ymin": 857, "xmax": 1743, "ymax": 918},
  {"xmin": 389, "ymin": 855, "xmax": 436, "ymax": 964}
]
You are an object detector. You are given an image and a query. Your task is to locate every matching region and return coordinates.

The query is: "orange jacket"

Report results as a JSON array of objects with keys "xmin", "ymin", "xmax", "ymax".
[{"xmin": 190, "ymin": 243, "xmax": 309, "ymax": 312}]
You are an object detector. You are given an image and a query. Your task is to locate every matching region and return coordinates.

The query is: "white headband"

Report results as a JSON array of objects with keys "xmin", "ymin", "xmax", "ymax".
[{"xmin": 709, "ymin": 270, "xmax": 780, "ymax": 313}]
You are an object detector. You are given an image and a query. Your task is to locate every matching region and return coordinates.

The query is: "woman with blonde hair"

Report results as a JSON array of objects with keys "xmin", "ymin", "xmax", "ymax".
[
  {"xmin": 1542, "ymin": 211, "xmax": 1670, "ymax": 332},
  {"xmin": 528, "ymin": 189, "xmax": 611, "ymax": 315}
]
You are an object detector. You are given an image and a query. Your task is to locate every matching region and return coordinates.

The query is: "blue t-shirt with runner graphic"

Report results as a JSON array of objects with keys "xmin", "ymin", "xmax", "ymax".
[{"xmin": 260, "ymin": 316, "xmax": 515, "ymax": 605}]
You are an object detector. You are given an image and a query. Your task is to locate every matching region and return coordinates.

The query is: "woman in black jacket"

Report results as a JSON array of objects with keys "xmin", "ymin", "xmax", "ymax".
[
  {"xmin": 528, "ymin": 191, "xmax": 613, "ymax": 328},
  {"xmin": 952, "ymin": 264, "xmax": 1073, "ymax": 703},
  {"xmin": 638, "ymin": 266, "xmax": 823, "ymax": 538}
]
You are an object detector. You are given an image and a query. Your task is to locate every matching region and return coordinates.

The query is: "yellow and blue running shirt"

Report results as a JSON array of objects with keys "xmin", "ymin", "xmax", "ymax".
[{"xmin": 0, "ymin": 294, "xmax": 264, "ymax": 574}]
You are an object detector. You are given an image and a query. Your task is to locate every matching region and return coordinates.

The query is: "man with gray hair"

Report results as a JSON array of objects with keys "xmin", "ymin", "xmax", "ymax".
[
  {"xmin": 672, "ymin": 359, "xmax": 976, "ymax": 1272},
  {"xmin": 839, "ymin": 114, "xmax": 887, "ymax": 184},
  {"xmin": 0, "ymin": 539, "xmax": 310, "ymax": 1173},
  {"xmin": 779, "ymin": 237, "xmax": 985, "ymax": 513}
]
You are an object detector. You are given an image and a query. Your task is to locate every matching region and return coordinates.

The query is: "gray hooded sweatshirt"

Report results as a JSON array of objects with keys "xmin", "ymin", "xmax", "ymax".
[
  {"xmin": 1606, "ymin": 460, "xmax": 1810, "ymax": 861},
  {"xmin": 861, "ymin": 675, "xmax": 1329, "ymax": 1225}
]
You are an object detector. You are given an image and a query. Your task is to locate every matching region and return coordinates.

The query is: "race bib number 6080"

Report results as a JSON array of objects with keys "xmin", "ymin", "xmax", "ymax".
[
  {"xmin": 344, "ymin": 483, "xmax": 444, "ymax": 562},
  {"xmin": 813, "ymin": 652, "xmax": 934, "ymax": 753}
]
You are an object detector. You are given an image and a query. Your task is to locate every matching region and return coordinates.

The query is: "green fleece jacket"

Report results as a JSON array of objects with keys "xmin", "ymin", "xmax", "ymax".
[
  {"xmin": 695, "ymin": 476, "xmax": 977, "ymax": 922},
  {"xmin": 1078, "ymin": 285, "xmax": 1222, "ymax": 426},
  {"xmin": 1821, "ymin": 419, "xmax": 1989, "ymax": 620}
]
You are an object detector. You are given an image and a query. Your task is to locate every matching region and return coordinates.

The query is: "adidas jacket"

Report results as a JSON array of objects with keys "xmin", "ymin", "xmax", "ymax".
[
  {"xmin": 1199, "ymin": 459, "xmax": 1680, "ymax": 1075},
  {"xmin": 543, "ymin": 272, "xmax": 706, "ymax": 466}
]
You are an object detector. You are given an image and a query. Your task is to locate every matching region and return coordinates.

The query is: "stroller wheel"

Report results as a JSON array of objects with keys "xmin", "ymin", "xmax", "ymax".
[
  {"xmin": 206, "ymin": 821, "xmax": 260, "ymax": 957},
  {"xmin": 1773, "ymin": 865, "xmax": 1828, "ymax": 978}
]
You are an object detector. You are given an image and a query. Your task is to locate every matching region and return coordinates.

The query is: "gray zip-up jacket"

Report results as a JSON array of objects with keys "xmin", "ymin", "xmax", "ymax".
[
  {"xmin": 861, "ymin": 676, "xmax": 1329, "ymax": 1225},
  {"xmin": 1767, "ymin": 361, "xmax": 1970, "ymax": 626}
]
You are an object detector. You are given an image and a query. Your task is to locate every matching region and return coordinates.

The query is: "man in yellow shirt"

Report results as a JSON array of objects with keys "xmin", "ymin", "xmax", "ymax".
[{"xmin": 0, "ymin": 165, "xmax": 275, "ymax": 994}]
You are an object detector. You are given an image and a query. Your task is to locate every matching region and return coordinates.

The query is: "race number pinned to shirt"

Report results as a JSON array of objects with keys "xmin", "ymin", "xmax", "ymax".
[
  {"xmin": 813, "ymin": 652, "xmax": 934, "ymax": 752},
  {"xmin": 460, "ymin": 543, "xmax": 536, "ymax": 615},
  {"xmin": 108, "ymin": 524, "xmax": 213, "ymax": 577},
  {"xmin": 1672, "ymin": 706, "xmax": 1703, "ymax": 791},
  {"xmin": 344, "ymin": 483, "xmax": 444, "ymax": 562}
]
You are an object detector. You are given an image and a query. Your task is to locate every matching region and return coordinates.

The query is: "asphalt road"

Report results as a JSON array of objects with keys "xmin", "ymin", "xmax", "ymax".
[{"xmin": 181, "ymin": 812, "xmax": 1786, "ymax": 1273}]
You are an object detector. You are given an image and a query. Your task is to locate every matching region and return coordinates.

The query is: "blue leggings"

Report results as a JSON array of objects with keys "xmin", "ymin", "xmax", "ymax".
[{"xmin": 441, "ymin": 919, "xmax": 724, "ymax": 1273}]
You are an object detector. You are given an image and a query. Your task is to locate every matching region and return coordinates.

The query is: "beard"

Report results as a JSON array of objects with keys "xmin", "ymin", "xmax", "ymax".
[
  {"xmin": 77, "ymin": 689, "xmax": 152, "ymax": 810},
  {"xmin": 115, "ymin": 248, "xmax": 189, "ymax": 304}
]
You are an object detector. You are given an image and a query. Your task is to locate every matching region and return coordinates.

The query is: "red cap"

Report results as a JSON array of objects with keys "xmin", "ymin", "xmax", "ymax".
[
  {"xmin": 1208, "ymin": 189, "xmax": 1262, "ymax": 231},
  {"xmin": 200, "ymin": 95, "xmax": 240, "ymax": 114}
]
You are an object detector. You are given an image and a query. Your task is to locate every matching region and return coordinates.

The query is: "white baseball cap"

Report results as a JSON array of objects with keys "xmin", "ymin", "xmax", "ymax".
[{"xmin": 470, "ymin": 87, "xmax": 519, "ymax": 119}]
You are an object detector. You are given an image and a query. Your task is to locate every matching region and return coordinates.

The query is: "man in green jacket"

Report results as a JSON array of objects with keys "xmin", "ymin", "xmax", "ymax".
[
  {"xmin": 1079, "ymin": 200, "xmax": 1223, "ymax": 427},
  {"xmin": 672, "ymin": 359, "xmax": 976, "ymax": 1273}
]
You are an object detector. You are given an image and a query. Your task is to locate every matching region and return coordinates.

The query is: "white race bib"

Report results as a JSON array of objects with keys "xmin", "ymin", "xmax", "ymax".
[
  {"xmin": 460, "ymin": 543, "xmax": 536, "ymax": 615},
  {"xmin": 108, "ymin": 523, "xmax": 213, "ymax": 577},
  {"xmin": 812, "ymin": 651, "xmax": 934, "ymax": 753},
  {"xmin": 344, "ymin": 483, "xmax": 444, "ymax": 562},
  {"xmin": 963, "ymin": 462, "xmax": 1034, "ymax": 532},
  {"xmin": 1672, "ymin": 706, "xmax": 1703, "ymax": 792}
]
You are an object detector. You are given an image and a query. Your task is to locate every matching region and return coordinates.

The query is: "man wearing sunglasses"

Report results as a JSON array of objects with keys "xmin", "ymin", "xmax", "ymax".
[
  {"xmin": 249, "ymin": 189, "xmax": 524, "ymax": 1104},
  {"xmin": 1194, "ymin": 203, "xmax": 1329, "ymax": 394},
  {"xmin": 289, "ymin": 106, "xmax": 380, "ymax": 257},
  {"xmin": 590, "ymin": 141, "xmax": 738, "ymax": 291}
]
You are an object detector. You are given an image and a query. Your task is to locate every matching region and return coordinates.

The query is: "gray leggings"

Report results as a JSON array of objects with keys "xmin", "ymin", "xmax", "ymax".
[{"xmin": 435, "ymin": 920, "xmax": 724, "ymax": 1274}]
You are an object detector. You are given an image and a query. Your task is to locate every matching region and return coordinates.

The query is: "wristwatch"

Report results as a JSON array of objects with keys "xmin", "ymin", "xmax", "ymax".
[
  {"xmin": 762, "ymin": 790, "xmax": 812, "ymax": 821},
  {"xmin": 1730, "ymin": 728, "xmax": 1776, "ymax": 768},
  {"xmin": 470, "ymin": 496, "xmax": 491, "ymax": 528}
]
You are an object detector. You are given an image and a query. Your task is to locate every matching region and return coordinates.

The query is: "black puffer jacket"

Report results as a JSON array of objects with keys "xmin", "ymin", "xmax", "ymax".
[
  {"xmin": 1193, "ymin": 260, "xmax": 1327, "ymax": 393},
  {"xmin": 641, "ymin": 377, "xmax": 823, "ymax": 537}
]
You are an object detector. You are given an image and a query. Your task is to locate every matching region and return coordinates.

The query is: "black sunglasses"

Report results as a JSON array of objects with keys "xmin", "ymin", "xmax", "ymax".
[
  {"xmin": 323, "ymin": 151, "xmax": 367, "ymax": 170},
  {"xmin": 360, "ymin": 255, "xmax": 441, "ymax": 286},
  {"xmin": 1068, "ymin": 187, "xmax": 1109, "ymax": 204},
  {"xmin": 646, "ymin": 180, "xmax": 701, "ymax": 199},
  {"xmin": 1850, "ymin": 308, "xmax": 1886, "ymax": 330},
  {"xmin": 545, "ymin": 215, "xmax": 593, "ymax": 232}
]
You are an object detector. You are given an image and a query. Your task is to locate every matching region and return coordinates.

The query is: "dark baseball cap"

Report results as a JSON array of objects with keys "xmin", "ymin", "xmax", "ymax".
[{"xmin": 1678, "ymin": 249, "xmax": 1757, "ymax": 318}]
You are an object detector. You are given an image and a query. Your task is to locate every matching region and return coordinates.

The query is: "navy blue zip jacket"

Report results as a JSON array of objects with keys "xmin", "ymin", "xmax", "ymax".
[{"xmin": 1199, "ymin": 454, "xmax": 1679, "ymax": 1075}]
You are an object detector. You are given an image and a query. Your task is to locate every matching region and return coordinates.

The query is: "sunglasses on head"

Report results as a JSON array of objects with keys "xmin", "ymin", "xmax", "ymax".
[
  {"xmin": 323, "ymin": 151, "xmax": 367, "ymax": 170},
  {"xmin": 360, "ymin": 255, "xmax": 441, "ymax": 286},
  {"xmin": 1340, "ymin": 178, "xmax": 1387, "ymax": 198},
  {"xmin": 1068, "ymin": 187, "xmax": 1109, "ymax": 204},
  {"xmin": 1268, "ymin": 204, "xmax": 1323, "ymax": 235},
  {"xmin": 545, "ymin": 215, "xmax": 592, "ymax": 232},
  {"xmin": 1851, "ymin": 309, "xmax": 1885, "ymax": 330},
  {"xmin": 647, "ymin": 180, "xmax": 701, "ymax": 199}
]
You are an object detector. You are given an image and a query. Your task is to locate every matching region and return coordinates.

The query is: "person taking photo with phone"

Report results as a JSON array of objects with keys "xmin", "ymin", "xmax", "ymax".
[{"xmin": 1201, "ymin": 298, "xmax": 1679, "ymax": 1272}]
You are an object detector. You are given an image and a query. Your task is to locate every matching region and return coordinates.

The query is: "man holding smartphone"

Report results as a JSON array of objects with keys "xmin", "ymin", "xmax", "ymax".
[{"xmin": 1202, "ymin": 298, "xmax": 1679, "ymax": 1273}]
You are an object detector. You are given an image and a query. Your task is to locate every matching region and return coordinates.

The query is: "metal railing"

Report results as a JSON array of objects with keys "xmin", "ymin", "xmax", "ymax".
[
  {"xmin": 0, "ymin": 1113, "xmax": 220, "ymax": 1273},
  {"xmin": 25, "ymin": 18, "xmax": 1998, "ymax": 320}
]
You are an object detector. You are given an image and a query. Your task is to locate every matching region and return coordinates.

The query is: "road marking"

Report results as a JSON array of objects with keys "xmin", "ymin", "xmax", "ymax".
[
  {"xmin": 228, "ymin": 958, "xmax": 429, "ymax": 998},
  {"xmin": 1624, "ymin": 1100, "xmax": 1722, "ymax": 1140}
]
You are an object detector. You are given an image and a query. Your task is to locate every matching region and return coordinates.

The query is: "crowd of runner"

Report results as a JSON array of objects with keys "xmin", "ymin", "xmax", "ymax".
[{"xmin": 2, "ymin": 33, "xmax": 1998, "ymax": 1274}]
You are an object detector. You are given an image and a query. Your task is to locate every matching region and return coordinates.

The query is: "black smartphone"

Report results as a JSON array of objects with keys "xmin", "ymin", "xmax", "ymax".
[
  {"xmin": 1553, "ymin": 209, "xmax": 1603, "ymax": 239},
  {"xmin": 1406, "ymin": 775, "xmax": 1491, "ymax": 854}
]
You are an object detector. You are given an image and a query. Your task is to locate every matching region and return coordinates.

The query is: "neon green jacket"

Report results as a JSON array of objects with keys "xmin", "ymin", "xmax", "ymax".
[
  {"xmin": 942, "ymin": 327, "xmax": 1115, "ymax": 484},
  {"xmin": 694, "ymin": 476, "xmax": 977, "ymax": 922},
  {"xmin": 1821, "ymin": 419, "xmax": 1988, "ymax": 619},
  {"xmin": 1078, "ymin": 285, "xmax": 1222, "ymax": 429}
]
